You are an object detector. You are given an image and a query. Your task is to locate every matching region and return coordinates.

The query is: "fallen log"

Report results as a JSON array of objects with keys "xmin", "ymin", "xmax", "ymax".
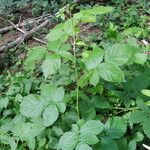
[
  {"xmin": 0, "ymin": 14, "xmax": 52, "ymax": 34},
  {"xmin": 0, "ymin": 19, "xmax": 50, "ymax": 52}
]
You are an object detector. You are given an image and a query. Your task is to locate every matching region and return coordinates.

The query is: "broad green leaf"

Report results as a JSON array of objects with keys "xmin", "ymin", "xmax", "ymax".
[
  {"xmin": 141, "ymin": 89, "xmax": 150, "ymax": 97},
  {"xmin": 116, "ymin": 138, "xmax": 128, "ymax": 150},
  {"xmin": 58, "ymin": 132, "xmax": 78, "ymax": 150},
  {"xmin": 56, "ymin": 102, "xmax": 66, "ymax": 113},
  {"xmin": 20, "ymin": 94, "xmax": 45, "ymax": 117},
  {"xmin": 27, "ymin": 138, "xmax": 35, "ymax": 150},
  {"xmin": 129, "ymin": 111, "xmax": 147, "ymax": 124},
  {"xmin": 48, "ymin": 137, "xmax": 59, "ymax": 149},
  {"xmin": 57, "ymin": 51, "xmax": 73, "ymax": 61},
  {"xmin": 95, "ymin": 138, "xmax": 118, "ymax": 150},
  {"xmin": 143, "ymin": 118, "xmax": 150, "ymax": 138},
  {"xmin": 42, "ymin": 54, "xmax": 61, "ymax": 79},
  {"xmin": 53, "ymin": 87, "xmax": 65, "ymax": 102},
  {"xmin": 42, "ymin": 105, "xmax": 59, "ymax": 127},
  {"xmin": 128, "ymin": 139, "xmax": 136, "ymax": 150},
  {"xmin": 12, "ymin": 121, "xmax": 45, "ymax": 141},
  {"xmin": 135, "ymin": 53, "xmax": 147, "ymax": 65},
  {"xmin": 83, "ymin": 46, "xmax": 104, "ymax": 70},
  {"xmin": 75, "ymin": 142, "xmax": 92, "ymax": 150},
  {"xmin": 105, "ymin": 44, "xmax": 131, "ymax": 66},
  {"xmin": 80, "ymin": 120, "xmax": 104, "ymax": 135},
  {"xmin": 0, "ymin": 97, "xmax": 9, "ymax": 110},
  {"xmin": 105, "ymin": 117, "xmax": 127, "ymax": 139},
  {"xmin": 64, "ymin": 19, "xmax": 75, "ymax": 36},
  {"xmin": 24, "ymin": 46, "xmax": 46, "ymax": 70},
  {"xmin": 92, "ymin": 96, "xmax": 110, "ymax": 109},
  {"xmin": 46, "ymin": 23, "xmax": 64, "ymax": 41},
  {"xmin": 81, "ymin": 6, "xmax": 112, "ymax": 15},
  {"xmin": 89, "ymin": 69, "xmax": 99, "ymax": 86},
  {"xmin": 80, "ymin": 132, "xmax": 99, "ymax": 145},
  {"xmin": 79, "ymin": 72, "xmax": 92, "ymax": 88},
  {"xmin": 47, "ymin": 40, "xmax": 61, "ymax": 51},
  {"xmin": 98, "ymin": 63, "xmax": 125, "ymax": 82}
]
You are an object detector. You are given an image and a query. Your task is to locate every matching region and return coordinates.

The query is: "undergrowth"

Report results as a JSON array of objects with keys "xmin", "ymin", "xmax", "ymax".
[{"xmin": 0, "ymin": 1, "xmax": 150, "ymax": 150}]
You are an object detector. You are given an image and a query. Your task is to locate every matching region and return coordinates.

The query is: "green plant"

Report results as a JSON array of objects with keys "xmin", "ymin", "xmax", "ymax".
[{"xmin": 0, "ymin": 4, "xmax": 149, "ymax": 150}]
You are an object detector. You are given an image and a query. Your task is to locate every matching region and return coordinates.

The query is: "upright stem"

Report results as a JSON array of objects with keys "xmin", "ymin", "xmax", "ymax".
[{"xmin": 72, "ymin": 36, "xmax": 80, "ymax": 119}]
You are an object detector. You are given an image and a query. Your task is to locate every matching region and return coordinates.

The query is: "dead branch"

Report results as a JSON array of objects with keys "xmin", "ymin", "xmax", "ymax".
[
  {"xmin": 0, "ymin": 14, "xmax": 51, "ymax": 34},
  {"xmin": 0, "ymin": 19, "xmax": 50, "ymax": 52}
]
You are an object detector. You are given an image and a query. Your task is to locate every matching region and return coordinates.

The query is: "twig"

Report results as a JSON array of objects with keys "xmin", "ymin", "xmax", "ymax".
[{"xmin": 33, "ymin": 37, "xmax": 47, "ymax": 44}]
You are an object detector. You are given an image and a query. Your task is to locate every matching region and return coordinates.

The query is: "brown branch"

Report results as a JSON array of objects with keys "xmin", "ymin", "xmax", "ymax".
[
  {"xmin": 0, "ymin": 14, "xmax": 50, "ymax": 34},
  {"xmin": 0, "ymin": 19, "xmax": 50, "ymax": 52}
]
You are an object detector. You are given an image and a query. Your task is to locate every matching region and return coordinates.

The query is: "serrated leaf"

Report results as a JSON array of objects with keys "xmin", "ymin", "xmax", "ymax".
[
  {"xmin": 0, "ymin": 97, "xmax": 9, "ymax": 110},
  {"xmin": 80, "ymin": 132, "xmax": 99, "ymax": 145},
  {"xmin": 48, "ymin": 137, "xmax": 59, "ymax": 149},
  {"xmin": 75, "ymin": 142, "xmax": 92, "ymax": 150},
  {"xmin": 143, "ymin": 118, "xmax": 150, "ymax": 138},
  {"xmin": 129, "ymin": 111, "xmax": 147, "ymax": 124},
  {"xmin": 57, "ymin": 51, "xmax": 73, "ymax": 61},
  {"xmin": 79, "ymin": 72, "xmax": 92, "ymax": 88},
  {"xmin": 58, "ymin": 132, "xmax": 78, "ymax": 150},
  {"xmin": 135, "ymin": 53, "xmax": 147, "ymax": 65},
  {"xmin": 47, "ymin": 40, "xmax": 61, "ymax": 51},
  {"xmin": 105, "ymin": 117, "xmax": 127, "ymax": 139},
  {"xmin": 42, "ymin": 55, "xmax": 61, "ymax": 79},
  {"xmin": 80, "ymin": 120, "xmax": 104, "ymax": 135},
  {"xmin": 20, "ymin": 95, "xmax": 45, "ymax": 117},
  {"xmin": 42, "ymin": 105, "xmax": 59, "ymax": 127},
  {"xmin": 89, "ymin": 69, "xmax": 100, "ymax": 86},
  {"xmin": 24, "ymin": 46, "xmax": 46, "ymax": 70},
  {"xmin": 95, "ymin": 138, "xmax": 118, "ymax": 150},
  {"xmin": 98, "ymin": 63, "xmax": 125, "ymax": 82},
  {"xmin": 142, "ymin": 89, "xmax": 150, "ymax": 97},
  {"xmin": 105, "ymin": 44, "xmax": 131, "ymax": 66},
  {"xmin": 56, "ymin": 102, "xmax": 66, "ymax": 113},
  {"xmin": 46, "ymin": 23, "xmax": 64, "ymax": 41},
  {"xmin": 92, "ymin": 96, "xmax": 110, "ymax": 109},
  {"xmin": 83, "ymin": 46, "xmax": 104, "ymax": 70},
  {"xmin": 53, "ymin": 87, "xmax": 65, "ymax": 102},
  {"xmin": 128, "ymin": 139, "xmax": 137, "ymax": 150}
]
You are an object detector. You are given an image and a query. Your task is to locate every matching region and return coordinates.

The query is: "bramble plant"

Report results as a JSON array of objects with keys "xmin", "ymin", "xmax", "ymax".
[{"xmin": 0, "ymin": 4, "xmax": 149, "ymax": 150}]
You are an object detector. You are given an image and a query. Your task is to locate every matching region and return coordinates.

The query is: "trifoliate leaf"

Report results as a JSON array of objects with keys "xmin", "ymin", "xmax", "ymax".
[
  {"xmin": 98, "ymin": 63, "xmax": 125, "ymax": 82},
  {"xmin": 42, "ymin": 105, "xmax": 59, "ymax": 127},
  {"xmin": 58, "ymin": 132, "xmax": 78, "ymax": 150},
  {"xmin": 105, "ymin": 117, "xmax": 127, "ymax": 139},
  {"xmin": 20, "ymin": 94, "xmax": 45, "ymax": 117},
  {"xmin": 75, "ymin": 142, "xmax": 92, "ymax": 150},
  {"xmin": 80, "ymin": 120, "xmax": 104, "ymax": 135}
]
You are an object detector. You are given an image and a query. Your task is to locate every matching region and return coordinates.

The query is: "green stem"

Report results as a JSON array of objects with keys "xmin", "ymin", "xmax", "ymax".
[{"xmin": 72, "ymin": 37, "xmax": 80, "ymax": 119}]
